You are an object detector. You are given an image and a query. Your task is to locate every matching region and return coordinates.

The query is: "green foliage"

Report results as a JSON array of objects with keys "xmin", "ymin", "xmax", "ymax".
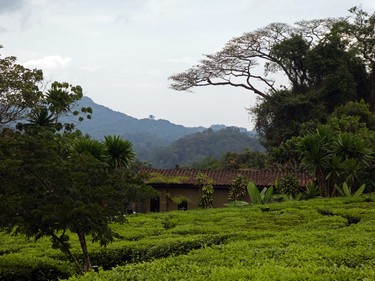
[
  {"xmin": 228, "ymin": 174, "xmax": 247, "ymax": 201},
  {"xmin": 0, "ymin": 255, "xmax": 74, "ymax": 281},
  {"xmin": 303, "ymin": 182, "xmax": 320, "ymax": 199},
  {"xmin": 145, "ymin": 172, "xmax": 188, "ymax": 184},
  {"xmin": 104, "ymin": 135, "xmax": 135, "ymax": 169},
  {"xmin": 275, "ymin": 174, "xmax": 300, "ymax": 197},
  {"xmin": 251, "ymin": 89, "xmax": 324, "ymax": 149},
  {"xmin": 170, "ymin": 195, "xmax": 191, "ymax": 205},
  {"xmin": 335, "ymin": 182, "xmax": 366, "ymax": 198},
  {"xmin": 0, "ymin": 128, "xmax": 152, "ymax": 273},
  {"xmin": 0, "ymin": 50, "xmax": 152, "ymax": 274},
  {"xmin": 71, "ymin": 137, "xmax": 108, "ymax": 162},
  {"xmin": 196, "ymin": 173, "xmax": 214, "ymax": 208},
  {"xmin": 61, "ymin": 197, "xmax": 375, "ymax": 281},
  {"xmin": 246, "ymin": 180, "xmax": 273, "ymax": 204},
  {"xmin": 148, "ymin": 127, "xmax": 263, "ymax": 168},
  {"xmin": 281, "ymin": 192, "xmax": 303, "ymax": 202},
  {"xmin": 193, "ymin": 149, "xmax": 269, "ymax": 170},
  {"xmin": 0, "ymin": 52, "xmax": 43, "ymax": 126},
  {"xmin": 297, "ymin": 118, "xmax": 374, "ymax": 197},
  {"xmin": 224, "ymin": 201, "xmax": 249, "ymax": 207},
  {"xmin": 331, "ymin": 100, "xmax": 375, "ymax": 130}
]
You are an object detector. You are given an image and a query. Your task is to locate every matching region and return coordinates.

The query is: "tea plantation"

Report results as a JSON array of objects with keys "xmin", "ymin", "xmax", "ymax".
[{"xmin": 1, "ymin": 196, "xmax": 375, "ymax": 280}]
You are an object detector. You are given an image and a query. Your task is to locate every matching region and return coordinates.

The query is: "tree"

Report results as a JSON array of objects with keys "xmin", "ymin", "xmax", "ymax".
[
  {"xmin": 0, "ymin": 49, "xmax": 43, "ymax": 126},
  {"xmin": 0, "ymin": 48, "xmax": 92, "ymax": 132},
  {"xmin": 251, "ymin": 89, "xmax": 324, "ymax": 149},
  {"xmin": 338, "ymin": 7, "xmax": 375, "ymax": 110},
  {"xmin": 0, "ymin": 52, "xmax": 151, "ymax": 273},
  {"xmin": 0, "ymin": 129, "xmax": 151, "ymax": 273},
  {"xmin": 169, "ymin": 19, "xmax": 337, "ymax": 98},
  {"xmin": 297, "ymin": 116, "xmax": 374, "ymax": 197},
  {"xmin": 228, "ymin": 174, "xmax": 247, "ymax": 201},
  {"xmin": 104, "ymin": 135, "xmax": 136, "ymax": 170},
  {"xmin": 251, "ymin": 25, "xmax": 369, "ymax": 148},
  {"xmin": 169, "ymin": 8, "xmax": 374, "ymax": 149},
  {"xmin": 196, "ymin": 173, "xmax": 214, "ymax": 208}
]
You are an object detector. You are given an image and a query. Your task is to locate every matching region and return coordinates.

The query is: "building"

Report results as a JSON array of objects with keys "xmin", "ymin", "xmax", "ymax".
[{"xmin": 140, "ymin": 168, "xmax": 312, "ymax": 212}]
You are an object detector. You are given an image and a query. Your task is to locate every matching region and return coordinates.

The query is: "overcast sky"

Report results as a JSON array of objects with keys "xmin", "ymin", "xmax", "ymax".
[{"xmin": 1, "ymin": 0, "xmax": 374, "ymax": 130}]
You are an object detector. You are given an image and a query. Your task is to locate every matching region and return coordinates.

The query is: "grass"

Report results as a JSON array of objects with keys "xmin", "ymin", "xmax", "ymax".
[{"xmin": 1, "ymin": 195, "xmax": 375, "ymax": 280}]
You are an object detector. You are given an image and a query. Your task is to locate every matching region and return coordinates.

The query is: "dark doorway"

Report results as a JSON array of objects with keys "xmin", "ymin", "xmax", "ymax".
[{"xmin": 150, "ymin": 197, "xmax": 160, "ymax": 212}]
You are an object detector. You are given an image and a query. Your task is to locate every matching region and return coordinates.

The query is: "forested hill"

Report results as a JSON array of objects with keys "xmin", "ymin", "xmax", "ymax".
[
  {"xmin": 74, "ymin": 96, "xmax": 205, "ymax": 141},
  {"xmin": 73, "ymin": 97, "xmax": 261, "ymax": 166},
  {"xmin": 146, "ymin": 127, "xmax": 264, "ymax": 168}
]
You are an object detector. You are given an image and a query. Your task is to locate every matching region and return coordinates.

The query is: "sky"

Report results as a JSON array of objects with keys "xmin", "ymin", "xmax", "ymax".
[{"xmin": 1, "ymin": 0, "xmax": 374, "ymax": 130}]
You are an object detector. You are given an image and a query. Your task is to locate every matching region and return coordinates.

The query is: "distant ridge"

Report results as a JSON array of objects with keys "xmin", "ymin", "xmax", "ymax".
[
  {"xmin": 73, "ymin": 96, "xmax": 261, "ymax": 166},
  {"xmin": 74, "ymin": 96, "xmax": 205, "ymax": 141}
]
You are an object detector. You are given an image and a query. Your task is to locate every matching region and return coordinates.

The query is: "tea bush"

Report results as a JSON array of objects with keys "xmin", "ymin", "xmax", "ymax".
[
  {"xmin": 65, "ymin": 196, "xmax": 375, "ymax": 280},
  {"xmin": 2, "ymin": 196, "xmax": 375, "ymax": 280}
]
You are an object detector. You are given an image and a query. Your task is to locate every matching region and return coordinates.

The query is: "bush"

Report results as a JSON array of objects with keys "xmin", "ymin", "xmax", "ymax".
[
  {"xmin": 90, "ymin": 234, "xmax": 229, "ymax": 270},
  {"xmin": 0, "ymin": 256, "xmax": 74, "ymax": 281},
  {"xmin": 276, "ymin": 174, "xmax": 300, "ymax": 196}
]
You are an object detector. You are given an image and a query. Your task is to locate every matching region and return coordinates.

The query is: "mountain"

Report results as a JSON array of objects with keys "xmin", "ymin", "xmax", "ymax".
[
  {"xmin": 74, "ymin": 96, "xmax": 205, "ymax": 142},
  {"xmin": 147, "ymin": 127, "xmax": 264, "ymax": 168},
  {"xmin": 72, "ymin": 96, "xmax": 261, "ymax": 165}
]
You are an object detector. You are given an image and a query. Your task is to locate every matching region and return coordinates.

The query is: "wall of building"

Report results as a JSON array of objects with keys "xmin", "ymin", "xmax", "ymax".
[{"xmin": 146, "ymin": 184, "xmax": 249, "ymax": 212}]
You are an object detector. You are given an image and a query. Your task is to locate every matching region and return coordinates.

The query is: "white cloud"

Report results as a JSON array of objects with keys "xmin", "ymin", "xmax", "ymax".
[{"xmin": 23, "ymin": 55, "xmax": 72, "ymax": 70}]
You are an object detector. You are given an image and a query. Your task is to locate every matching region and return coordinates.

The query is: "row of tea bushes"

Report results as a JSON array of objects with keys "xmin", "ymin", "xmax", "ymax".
[
  {"xmin": 0, "ymin": 254, "xmax": 75, "ymax": 281},
  {"xmin": 2, "ymin": 196, "xmax": 375, "ymax": 280},
  {"xmin": 66, "ymin": 197, "xmax": 375, "ymax": 280},
  {"xmin": 67, "ymin": 223, "xmax": 375, "ymax": 280}
]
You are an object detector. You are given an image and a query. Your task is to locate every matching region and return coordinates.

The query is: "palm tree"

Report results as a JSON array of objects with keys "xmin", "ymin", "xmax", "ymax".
[
  {"xmin": 16, "ymin": 107, "xmax": 56, "ymax": 132},
  {"xmin": 331, "ymin": 132, "xmax": 373, "ymax": 189},
  {"xmin": 103, "ymin": 135, "xmax": 136, "ymax": 169},
  {"xmin": 299, "ymin": 125, "xmax": 333, "ymax": 197},
  {"xmin": 71, "ymin": 138, "xmax": 108, "ymax": 163}
]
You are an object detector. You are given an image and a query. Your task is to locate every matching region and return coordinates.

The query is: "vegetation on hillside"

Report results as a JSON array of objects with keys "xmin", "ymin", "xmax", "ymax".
[{"xmin": 147, "ymin": 127, "xmax": 263, "ymax": 168}]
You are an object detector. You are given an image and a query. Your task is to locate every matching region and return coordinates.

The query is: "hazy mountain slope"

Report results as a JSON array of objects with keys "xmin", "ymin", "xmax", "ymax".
[
  {"xmin": 74, "ymin": 96, "xmax": 205, "ymax": 142},
  {"xmin": 148, "ymin": 127, "xmax": 263, "ymax": 168},
  {"xmin": 72, "ymin": 96, "xmax": 262, "ymax": 165}
]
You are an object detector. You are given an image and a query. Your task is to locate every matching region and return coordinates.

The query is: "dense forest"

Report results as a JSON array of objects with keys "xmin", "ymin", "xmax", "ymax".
[{"xmin": 145, "ymin": 127, "xmax": 263, "ymax": 168}]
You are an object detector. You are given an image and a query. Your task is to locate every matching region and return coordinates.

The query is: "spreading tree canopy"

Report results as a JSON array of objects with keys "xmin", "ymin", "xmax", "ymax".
[{"xmin": 169, "ymin": 7, "xmax": 375, "ymax": 149}]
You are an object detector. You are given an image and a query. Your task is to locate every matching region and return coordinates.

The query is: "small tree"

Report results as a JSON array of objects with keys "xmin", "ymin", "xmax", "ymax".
[
  {"xmin": 0, "ymin": 130, "xmax": 150, "ymax": 273},
  {"xmin": 276, "ymin": 174, "xmax": 300, "ymax": 197},
  {"xmin": 228, "ymin": 174, "xmax": 247, "ymax": 201},
  {"xmin": 196, "ymin": 173, "xmax": 214, "ymax": 208},
  {"xmin": 0, "ymin": 52, "xmax": 151, "ymax": 273}
]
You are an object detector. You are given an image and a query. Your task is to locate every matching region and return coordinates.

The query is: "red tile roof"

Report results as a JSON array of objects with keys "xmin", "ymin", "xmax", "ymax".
[{"xmin": 140, "ymin": 168, "xmax": 311, "ymax": 187}]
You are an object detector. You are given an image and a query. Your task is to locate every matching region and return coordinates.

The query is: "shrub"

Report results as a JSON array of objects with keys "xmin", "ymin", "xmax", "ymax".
[{"xmin": 276, "ymin": 174, "xmax": 300, "ymax": 197}]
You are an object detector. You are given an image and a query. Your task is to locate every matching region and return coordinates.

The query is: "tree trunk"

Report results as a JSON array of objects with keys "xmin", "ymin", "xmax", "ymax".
[
  {"xmin": 77, "ymin": 231, "xmax": 92, "ymax": 273},
  {"xmin": 51, "ymin": 233, "xmax": 82, "ymax": 273},
  {"xmin": 316, "ymin": 168, "xmax": 326, "ymax": 197}
]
